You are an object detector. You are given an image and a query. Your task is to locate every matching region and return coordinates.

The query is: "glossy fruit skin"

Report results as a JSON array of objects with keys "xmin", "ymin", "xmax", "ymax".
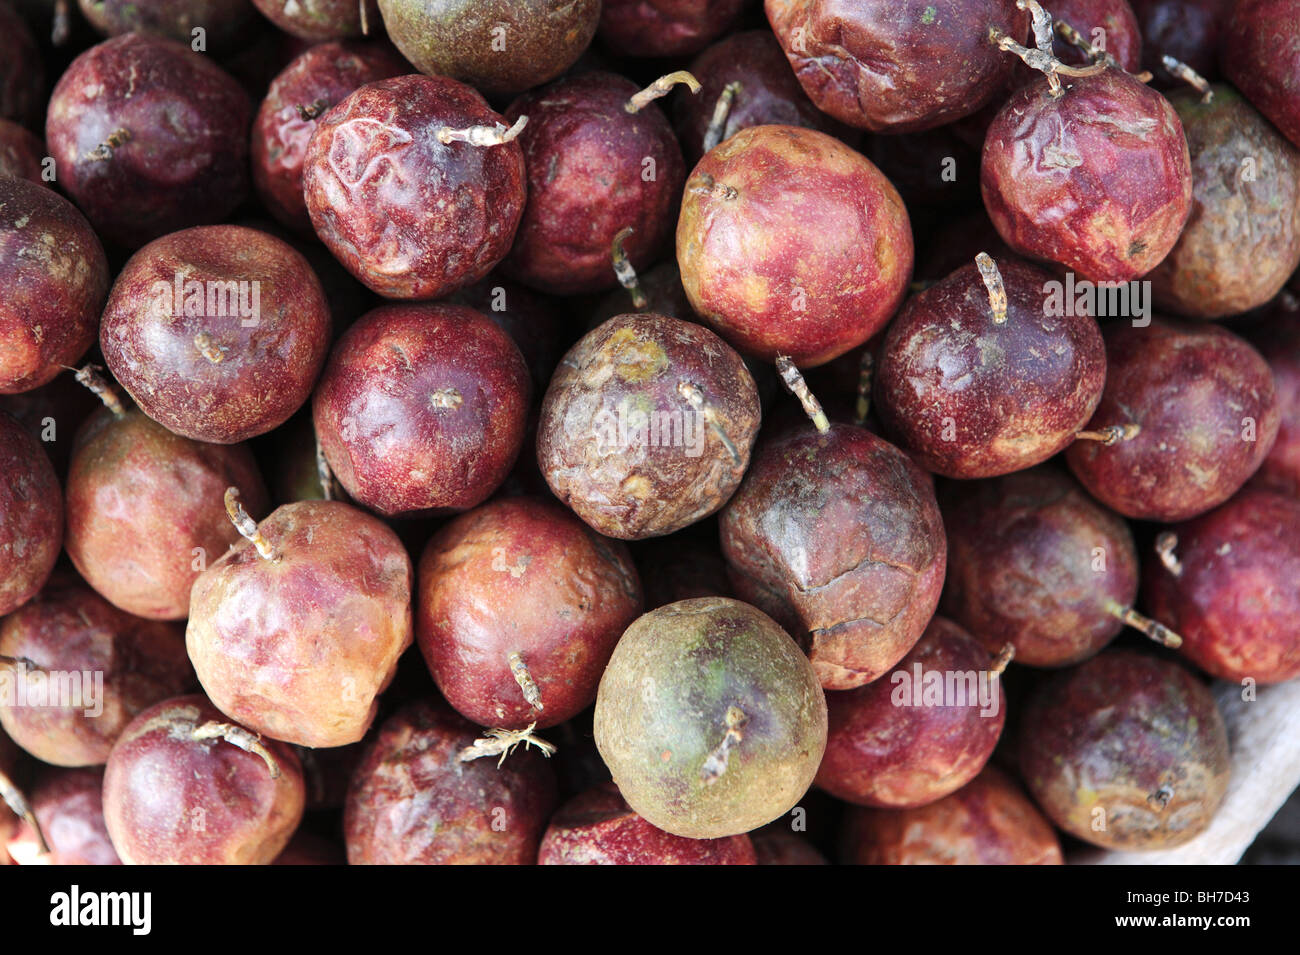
[
  {"xmin": 45, "ymin": 34, "xmax": 252, "ymax": 249},
  {"xmin": 538, "ymin": 313, "xmax": 761, "ymax": 540},
  {"xmin": 1047, "ymin": 0, "xmax": 1142, "ymax": 71},
  {"xmin": 1144, "ymin": 489, "xmax": 1300, "ymax": 684},
  {"xmin": 102, "ymin": 695, "xmax": 304, "ymax": 865},
  {"xmin": 981, "ymin": 70, "xmax": 1193, "ymax": 283},
  {"xmin": 0, "ymin": 577, "xmax": 192, "ymax": 767},
  {"xmin": 65, "ymin": 406, "xmax": 270, "ymax": 620},
  {"xmin": 186, "ymin": 500, "xmax": 413, "ymax": 748},
  {"xmin": 418, "ymin": 497, "xmax": 643, "ymax": 730},
  {"xmin": 345, "ymin": 700, "xmax": 558, "ymax": 865},
  {"xmin": 78, "ymin": 0, "xmax": 255, "ymax": 47},
  {"xmin": 678, "ymin": 125, "xmax": 913, "ymax": 367},
  {"xmin": 0, "ymin": 178, "xmax": 108, "ymax": 395},
  {"xmin": 720, "ymin": 424, "xmax": 946, "ymax": 690},
  {"xmin": 0, "ymin": 412, "xmax": 60, "ymax": 616},
  {"xmin": 252, "ymin": 42, "xmax": 410, "ymax": 233},
  {"xmin": 1022, "ymin": 651, "xmax": 1230, "ymax": 851},
  {"xmin": 594, "ymin": 597, "xmax": 827, "ymax": 840},
  {"xmin": 0, "ymin": 0, "xmax": 42, "ymax": 127},
  {"xmin": 250, "ymin": 0, "xmax": 376, "ymax": 40},
  {"xmin": 539, "ymin": 782, "xmax": 757, "ymax": 865},
  {"xmin": 875, "ymin": 257, "xmax": 1106, "ymax": 479},
  {"xmin": 501, "ymin": 72, "xmax": 685, "ymax": 297},
  {"xmin": 1221, "ymin": 0, "xmax": 1300, "ymax": 150},
  {"xmin": 1149, "ymin": 86, "xmax": 1300, "ymax": 318},
  {"xmin": 378, "ymin": 0, "xmax": 599, "ymax": 96},
  {"xmin": 0, "ymin": 117, "xmax": 44, "ymax": 184},
  {"xmin": 1250, "ymin": 307, "xmax": 1300, "ymax": 495},
  {"xmin": 314, "ymin": 303, "xmax": 530, "ymax": 517},
  {"xmin": 939, "ymin": 467, "xmax": 1139, "ymax": 667},
  {"xmin": 4, "ymin": 767, "xmax": 121, "ymax": 865},
  {"xmin": 303, "ymin": 74, "xmax": 526, "ymax": 300},
  {"xmin": 1132, "ymin": 0, "xmax": 1230, "ymax": 81},
  {"xmin": 815, "ymin": 618, "xmax": 1005, "ymax": 809},
  {"xmin": 1066, "ymin": 319, "xmax": 1280, "ymax": 522},
  {"xmin": 100, "ymin": 225, "xmax": 331, "ymax": 444},
  {"xmin": 600, "ymin": 0, "xmax": 743, "ymax": 58},
  {"xmin": 842, "ymin": 766, "xmax": 1064, "ymax": 865},
  {"xmin": 766, "ymin": 0, "xmax": 1027, "ymax": 133}
]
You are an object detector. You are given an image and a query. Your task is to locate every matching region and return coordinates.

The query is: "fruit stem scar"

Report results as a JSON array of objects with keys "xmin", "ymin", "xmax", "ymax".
[
  {"xmin": 1106, "ymin": 601, "xmax": 1184, "ymax": 648},
  {"xmin": 703, "ymin": 81, "xmax": 743, "ymax": 153},
  {"xmin": 700, "ymin": 705, "xmax": 748, "ymax": 784},
  {"xmin": 224, "ymin": 486, "xmax": 280, "ymax": 562},
  {"xmin": 855, "ymin": 350, "xmax": 873, "ymax": 426},
  {"xmin": 428, "ymin": 387, "xmax": 463, "ymax": 410},
  {"xmin": 193, "ymin": 331, "xmax": 224, "ymax": 364},
  {"xmin": 611, "ymin": 226, "xmax": 648, "ymax": 309},
  {"xmin": 1074, "ymin": 423, "xmax": 1140, "ymax": 445},
  {"xmin": 975, "ymin": 252, "xmax": 1008, "ymax": 324},
  {"xmin": 625, "ymin": 71, "xmax": 702, "ymax": 113},
  {"xmin": 84, "ymin": 127, "xmax": 131, "ymax": 161},
  {"xmin": 436, "ymin": 115, "xmax": 528, "ymax": 147},
  {"xmin": 508, "ymin": 651, "xmax": 543, "ymax": 711},
  {"xmin": 73, "ymin": 363, "xmax": 127, "ymax": 418},
  {"xmin": 990, "ymin": 642, "xmax": 1015, "ymax": 675},
  {"xmin": 459, "ymin": 723, "xmax": 557, "ymax": 767},
  {"xmin": 1155, "ymin": 532, "xmax": 1183, "ymax": 577},
  {"xmin": 1161, "ymin": 55, "xmax": 1214, "ymax": 103},
  {"xmin": 776, "ymin": 355, "xmax": 830, "ymax": 433},
  {"xmin": 0, "ymin": 654, "xmax": 43, "ymax": 671},
  {"xmin": 190, "ymin": 720, "xmax": 282, "ymax": 779},
  {"xmin": 294, "ymin": 98, "xmax": 329, "ymax": 121},
  {"xmin": 0, "ymin": 767, "xmax": 49, "ymax": 855},
  {"xmin": 1148, "ymin": 783, "xmax": 1175, "ymax": 809},
  {"xmin": 688, "ymin": 172, "xmax": 737, "ymax": 200},
  {"xmin": 677, "ymin": 380, "xmax": 741, "ymax": 465}
]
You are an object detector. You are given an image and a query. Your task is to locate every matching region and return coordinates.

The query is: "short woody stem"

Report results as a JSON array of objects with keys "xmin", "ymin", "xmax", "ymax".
[
  {"xmin": 85, "ymin": 128, "xmax": 131, "ymax": 161},
  {"xmin": 359, "ymin": 0, "xmax": 369, "ymax": 34},
  {"xmin": 193, "ymin": 332, "xmax": 224, "ymax": 364},
  {"xmin": 191, "ymin": 721, "xmax": 281, "ymax": 779},
  {"xmin": 1020, "ymin": 0, "xmax": 1054, "ymax": 55},
  {"xmin": 458, "ymin": 723, "xmax": 557, "ymax": 767},
  {"xmin": 1155, "ymin": 532, "xmax": 1183, "ymax": 577},
  {"xmin": 688, "ymin": 172, "xmax": 737, "ymax": 200},
  {"xmin": 625, "ymin": 71, "xmax": 701, "ymax": 113},
  {"xmin": 975, "ymin": 252, "xmax": 1008, "ymax": 324},
  {"xmin": 294, "ymin": 99, "xmax": 329, "ymax": 121},
  {"xmin": 0, "ymin": 769, "xmax": 49, "ymax": 855},
  {"xmin": 437, "ymin": 115, "xmax": 528, "ymax": 147},
  {"xmin": 854, "ymin": 350, "xmax": 873, "ymax": 426},
  {"xmin": 1075, "ymin": 423, "xmax": 1141, "ymax": 445},
  {"xmin": 315, "ymin": 439, "xmax": 335, "ymax": 501},
  {"xmin": 990, "ymin": 29, "xmax": 1107, "ymax": 97},
  {"xmin": 703, "ymin": 81, "xmax": 742, "ymax": 153},
  {"xmin": 611, "ymin": 226, "xmax": 648, "ymax": 309},
  {"xmin": 52, "ymin": 0, "xmax": 70, "ymax": 45},
  {"xmin": 224, "ymin": 487, "xmax": 279, "ymax": 562},
  {"xmin": 1162, "ymin": 55, "xmax": 1213, "ymax": 102},
  {"xmin": 700, "ymin": 706, "xmax": 747, "ymax": 784},
  {"xmin": 74, "ymin": 364, "xmax": 127, "ymax": 418},
  {"xmin": 775, "ymin": 355, "xmax": 830, "ymax": 433},
  {"xmin": 678, "ymin": 381, "xmax": 741, "ymax": 465},
  {"xmin": 1108, "ymin": 603, "xmax": 1183, "ymax": 649},
  {"xmin": 508, "ymin": 651, "xmax": 543, "ymax": 711},
  {"xmin": 989, "ymin": 643, "xmax": 1015, "ymax": 675}
]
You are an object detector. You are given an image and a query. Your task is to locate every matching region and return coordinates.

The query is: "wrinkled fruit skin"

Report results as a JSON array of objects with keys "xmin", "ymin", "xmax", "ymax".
[
  {"xmin": 250, "ymin": 0, "xmax": 376, "ymax": 40},
  {"xmin": 186, "ymin": 501, "xmax": 413, "ymax": 748},
  {"xmin": 594, "ymin": 597, "xmax": 828, "ymax": 839},
  {"xmin": 0, "ymin": 1, "xmax": 42, "ymax": 127},
  {"xmin": 1132, "ymin": 0, "xmax": 1230, "ymax": 81},
  {"xmin": 0, "ymin": 178, "xmax": 108, "ymax": 394},
  {"xmin": 600, "ymin": 0, "xmax": 743, "ymax": 58},
  {"xmin": 4, "ymin": 767, "xmax": 121, "ymax": 865},
  {"xmin": 1066, "ymin": 319, "xmax": 1279, "ymax": 522},
  {"xmin": 100, "ymin": 225, "xmax": 331, "ymax": 444},
  {"xmin": 1047, "ymin": 0, "xmax": 1142, "ymax": 72},
  {"xmin": 0, "ymin": 411, "xmax": 61, "ymax": 616},
  {"xmin": 1144, "ymin": 489, "xmax": 1300, "ymax": 684},
  {"xmin": 0, "ymin": 577, "xmax": 192, "ymax": 767},
  {"xmin": 939, "ymin": 467, "xmax": 1139, "ymax": 667},
  {"xmin": 816, "ymin": 617, "xmax": 1005, "ymax": 809},
  {"xmin": 841, "ymin": 766, "xmax": 1064, "ymax": 864},
  {"xmin": 78, "ymin": 0, "xmax": 255, "ymax": 47},
  {"xmin": 418, "ymin": 496, "xmax": 644, "ymax": 730},
  {"xmin": 0, "ymin": 117, "xmax": 45, "ymax": 184},
  {"xmin": 65, "ymin": 406, "xmax": 270, "ymax": 620},
  {"xmin": 538, "ymin": 313, "xmax": 761, "ymax": 539},
  {"xmin": 45, "ymin": 34, "xmax": 252, "ymax": 249},
  {"xmin": 102, "ymin": 695, "xmax": 304, "ymax": 865},
  {"xmin": 303, "ymin": 74, "xmax": 526, "ymax": 300},
  {"xmin": 678, "ymin": 125, "xmax": 912, "ymax": 367},
  {"xmin": 379, "ymin": 0, "xmax": 599, "ymax": 96},
  {"xmin": 252, "ymin": 42, "xmax": 410, "ymax": 233},
  {"xmin": 766, "ymin": 0, "xmax": 1027, "ymax": 133},
  {"xmin": 875, "ymin": 256, "xmax": 1106, "ymax": 478},
  {"xmin": 345, "ymin": 700, "xmax": 557, "ymax": 865},
  {"xmin": 539, "ymin": 782, "xmax": 757, "ymax": 865},
  {"xmin": 502, "ymin": 72, "xmax": 686, "ymax": 296},
  {"xmin": 981, "ymin": 70, "xmax": 1192, "ymax": 283},
  {"xmin": 1148, "ymin": 86, "xmax": 1300, "ymax": 318},
  {"xmin": 1251, "ymin": 308, "xmax": 1300, "ymax": 494},
  {"xmin": 1221, "ymin": 0, "xmax": 1300, "ymax": 150},
  {"xmin": 720, "ymin": 424, "xmax": 946, "ymax": 690},
  {"xmin": 314, "ymin": 303, "xmax": 530, "ymax": 516}
]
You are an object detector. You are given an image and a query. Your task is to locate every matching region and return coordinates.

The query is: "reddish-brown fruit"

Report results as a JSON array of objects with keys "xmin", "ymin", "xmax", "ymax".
[
  {"xmin": 1047, "ymin": 0, "xmax": 1143, "ymax": 72},
  {"xmin": 677, "ymin": 125, "xmax": 913, "ymax": 367},
  {"xmin": 102, "ymin": 695, "xmax": 305, "ymax": 865},
  {"xmin": 1249, "ymin": 303, "xmax": 1300, "ymax": 495},
  {"xmin": 250, "ymin": 0, "xmax": 377, "ymax": 40},
  {"xmin": 4, "ymin": 767, "xmax": 120, "ymax": 865},
  {"xmin": 313, "ymin": 303, "xmax": 530, "ymax": 517},
  {"xmin": 0, "ymin": 411, "xmax": 60, "ymax": 616},
  {"xmin": 78, "ymin": 0, "xmax": 255, "ymax": 47},
  {"xmin": 0, "ymin": 372, "xmax": 99, "ymax": 475},
  {"xmin": 599, "ymin": 0, "xmax": 743, "ymax": 58},
  {"xmin": 1066, "ymin": 319, "xmax": 1279, "ymax": 522},
  {"xmin": 0, "ymin": 118, "xmax": 44, "ymax": 184},
  {"xmin": 1132, "ymin": 0, "xmax": 1230, "ymax": 81},
  {"xmin": 0, "ymin": 0, "xmax": 42, "ymax": 127},
  {"xmin": 418, "ymin": 496, "xmax": 643, "ymax": 730},
  {"xmin": 345, "ymin": 700, "xmax": 558, "ymax": 865},
  {"xmin": 1221, "ymin": 0, "xmax": 1300, "ymax": 150}
]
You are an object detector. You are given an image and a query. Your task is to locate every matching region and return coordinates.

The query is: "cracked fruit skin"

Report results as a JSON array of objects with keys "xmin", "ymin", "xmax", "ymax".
[
  {"xmin": 1148, "ymin": 84, "xmax": 1300, "ymax": 319},
  {"xmin": 1143, "ymin": 488, "xmax": 1300, "ymax": 685},
  {"xmin": 302, "ymin": 74, "xmax": 526, "ymax": 300},
  {"xmin": 537, "ymin": 312, "xmax": 761, "ymax": 540},
  {"xmin": 345, "ymin": 700, "xmax": 558, "ymax": 865},
  {"xmin": 103, "ymin": 695, "xmax": 304, "ymax": 865},
  {"xmin": 186, "ymin": 500, "xmax": 413, "ymax": 748},
  {"xmin": 0, "ymin": 178, "xmax": 108, "ymax": 395},
  {"xmin": 539, "ymin": 782, "xmax": 757, "ymax": 865},
  {"xmin": 766, "ymin": 0, "xmax": 1028, "ymax": 133},
  {"xmin": 980, "ymin": 69, "xmax": 1192, "ymax": 283},
  {"xmin": 719, "ymin": 423, "xmax": 946, "ymax": 691},
  {"xmin": 4, "ymin": 766, "xmax": 121, "ymax": 865},
  {"xmin": 1019, "ymin": 649, "xmax": 1230, "ymax": 851},
  {"xmin": 599, "ymin": 0, "xmax": 743, "ymax": 58},
  {"xmin": 842, "ymin": 765, "xmax": 1064, "ymax": 864},
  {"xmin": 417, "ymin": 496, "xmax": 644, "ymax": 730},
  {"xmin": 593, "ymin": 597, "xmax": 827, "ymax": 840},
  {"xmin": 677, "ymin": 125, "xmax": 912, "ymax": 368},
  {"xmin": 1221, "ymin": 0, "xmax": 1300, "ymax": 150},
  {"xmin": 939, "ymin": 467, "xmax": 1139, "ymax": 668},
  {"xmin": 0, "ymin": 411, "xmax": 61, "ymax": 616},
  {"xmin": 313, "ymin": 303, "xmax": 530, "ymax": 517},
  {"xmin": 1065, "ymin": 318, "xmax": 1279, "ymax": 522},
  {"xmin": 875, "ymin": 256, "xmax": 1106, "ymax": 479},
  {"xmin": 816, "ymin": 617, "xmax": 1005, "ymax": 809}
]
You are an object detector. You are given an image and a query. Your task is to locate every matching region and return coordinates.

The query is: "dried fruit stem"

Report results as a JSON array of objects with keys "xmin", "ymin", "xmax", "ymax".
[
  {"xmin": 688, "ymin": 172, "xmax": 737, "ymax": 200},
  {"xmin": 459, "ymin": 724, "xmax": 557, "ymax": 767},
  {"xmin": 359, "ymin": 0, "xmax": 369, "ymax": 34},
  {"xmin": 990, "ymin": 28, "xmax": 1107, "ymax": 97},
  {"xmin": 677, "ymin": 381, "xmax": 741, "ymax": 465},
  {"xmin": 315, "ymin": 439, "xmax": 335, "ymax": 501},
  {"xmin": 437, "ymin": 115, "xmax": 528, "ymax": 147},
  {"xmin": 73, "ymin": 364, "xmax": 127, "ymax": 418},
  {"xmin": 508, "ymin": 651, "xmax": 543, "ymax": 711},
  {"xmin": 1074, "ymin": 423, "xmax": 1141, "ymax": 445},
  {"xmin": 975, "ymin": 252, "xmax": 1008, "ymax": 324},
  {"xmin": 191, "ymin": 721, "xmax": 281, "ymax": 779},
  {"xmin": 1107, "ymin": 603, "xmax": 1183, "ymax": 648},
  {"xmin": 1161, "ymin": 55, "xmax": 1213, "ymax": 102},
  {"xmin": 224, "ymin": 486, "xmax": 279, "ymax": 562},
  {"xmin": 85, "ymin": 128, "xmax": 131, "ymax": 161},
  {"xmin": 295, "ymin": 99, "xmax": 329, "ymax": 121},
  {"xmin": 52, "ymin": 0, "xmax": 70, "ymax": 45},
  {"xmin": 703, "ymin": 81, "xmax": 743, "ymax": 153},
  {"xmin": 1155, "ymin": 532, "xmax": 1183, "ymax": 577},
  {"xmin": 1020, "ymin": 0, "xmax": 1054, "ymax": 55},
  {"xmin": 193, "ymin": 331, "xmax": 224, "ymax": 364},
  {"xmin": 776, "ymin": 355, "xmax": 830, "ymax": 433},
  {"xmin": 700, "ymin": 706, "xmax": 747, "ymax": 784},
  {"xmin": 989, "ymin": 642, "xmax": 1015, "ymax": 675},
  {"xmin": 625, "ymin": 71, "xmax": 701, "ymax": 113},
  {"xmin": 854, "ymin": 350, "xmax": 873, "ymax": 426},
  {"xmin": 611, "ymin": 226, "xmax": 648, "ymax": 309},
  {"xmin": 0, "ymin": 769, "xmax": 49, "ymax": 855}
]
